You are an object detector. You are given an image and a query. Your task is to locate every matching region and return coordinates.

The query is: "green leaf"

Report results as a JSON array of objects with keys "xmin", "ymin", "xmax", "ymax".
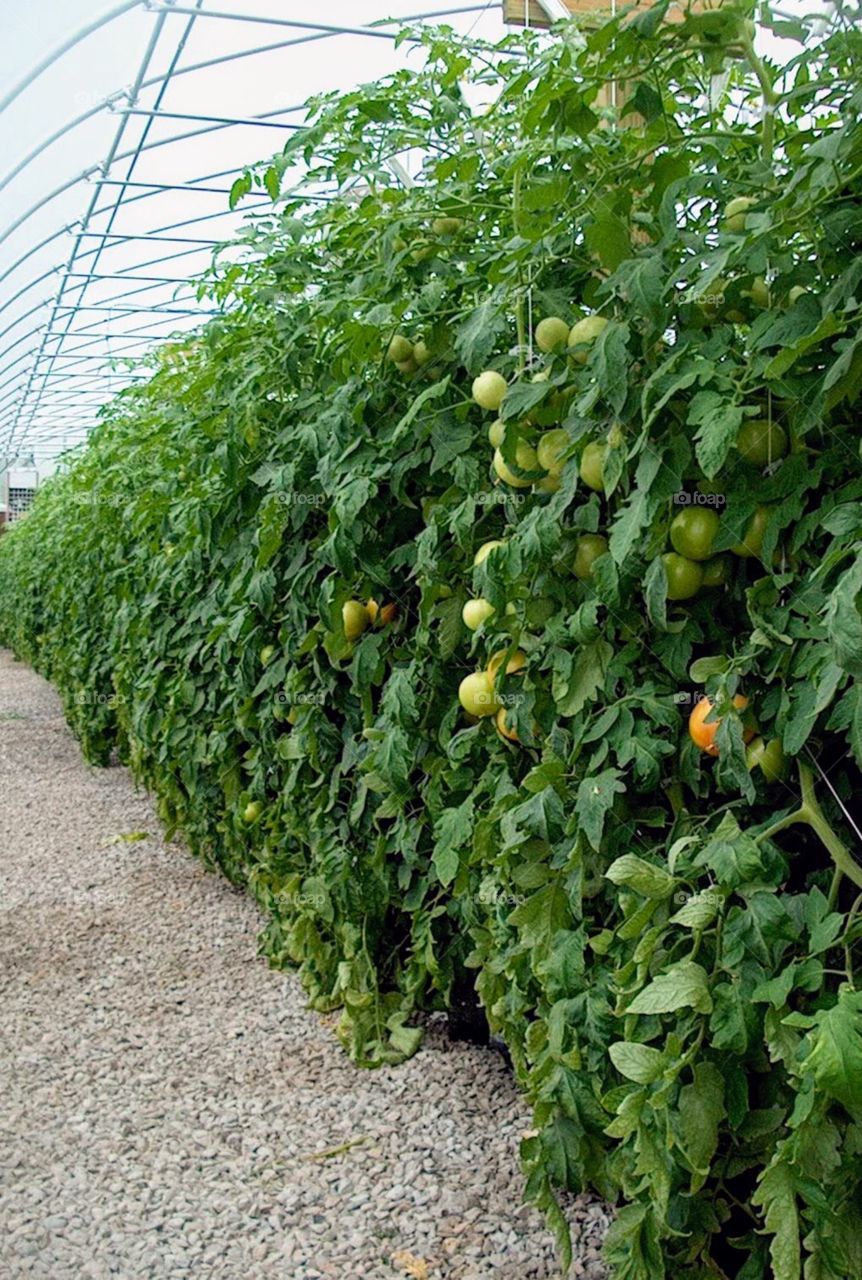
[
  {"xmin": 823, "ymin": 333, "xmax": 862, "ymax": 410},
  {"xmin": 432, "ymin": 796, "xmax": 474, "ymax": 886},
  {"xmin": 228, "ymin": 172, "xmax": 252, "ymax": 209},
  {"xmin": 627, "ymin": 960, "xmax": 713, "ymax": 1016},
  {"xmin": 695, "ymin": 813, "xmax": 765, "ymax": 888},
  {"xmin": 801, "ymin": 987, "xmax": 862, "ymax": 1115},
  {"xmin": 753, "ymin": 1154, "xmax": 802, "ymax": 1280},
  {"xmin": 605, "ymin": 853, "xmax": 674, "ymax": 898},
  {"xmin": 609, "ymin": 1040, "xmax": 665, "ymax": 1084},
  {"xmin": 508, "ymin": 882, "xmax": 571, "ymax": 949},
  {"xmin": 709, "ymin": 980, "xmax": 750, "ymax": 1053},
  {"xmin": 688, "ymin": 391, "xmax": 743, "ymax": 479},
  {"xmin": 576, "ymin": 768, "xmax": 626, "ymax": 850},
  {"xmin": 752, "ymin": 967, "xmax": 797, "ymax": 1009},
  {"xmin": 592, "ymin": 322, "xmax": 630, "ymax": 414},
  {"xmin": 256, "ymin": 494, "xmax": 288, "ymax": 568},
  {"xmin": 824, "ymin": 552, "xmax": 862, "ymax": 677},
  {"xmin": 455, "ymin": 296, "xmax": 508, "ymax": 370},
  {"xmin": 677, "ymin": 1062, "xmax": 725, "ymax": 1191},
  {"xmin": 644, "ymin": 555, "xmax": 668, "ymax": 632},
  {"xmin": 764, "ymin": 313, "xmax": 840, "ymax": 379},
  {"xmin": 501, "ymin": 379, "xmax": 550, "ymax": 422},
  {"xmin": 585, "ymin": 204, "xmax": 632, "ymax": 272},
  {"xmin": 392, "ymin": 376, "xmax": 451, "ymax": 444},
  {"xmin": 669, "ymin": 891, "xmax": 720, "ymax": 930},
  {"xmin": 553, "ymin": 639, "xmax": 612, "ymax": 717}
]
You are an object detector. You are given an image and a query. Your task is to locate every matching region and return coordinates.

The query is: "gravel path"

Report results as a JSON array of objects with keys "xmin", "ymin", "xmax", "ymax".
[{"xmin": 0, "ymin": 649, "xmax": 610, "ymax": 1280}]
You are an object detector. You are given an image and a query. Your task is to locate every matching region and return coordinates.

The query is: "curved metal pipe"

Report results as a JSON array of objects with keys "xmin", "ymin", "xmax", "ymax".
[{"xmin": 0, "ymin": 0, "xmax": 146, "ymax": 114}]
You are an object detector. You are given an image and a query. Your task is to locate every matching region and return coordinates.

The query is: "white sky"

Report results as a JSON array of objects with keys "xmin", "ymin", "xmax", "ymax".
[{"xmin": 0, "ymin": 1, "xmax": 816, "ymax": 473}]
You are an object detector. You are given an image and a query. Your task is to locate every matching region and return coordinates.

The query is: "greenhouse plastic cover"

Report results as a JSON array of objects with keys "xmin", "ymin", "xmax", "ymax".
[{"xmin": 0, "ymin": 1, "xmax": 515, "ymax": 471}]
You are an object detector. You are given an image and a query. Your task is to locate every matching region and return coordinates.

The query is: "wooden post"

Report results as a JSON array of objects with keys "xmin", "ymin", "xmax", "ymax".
[{"xmin": 503, "ymin": 0, "xmax": 718, "ymax": 29}]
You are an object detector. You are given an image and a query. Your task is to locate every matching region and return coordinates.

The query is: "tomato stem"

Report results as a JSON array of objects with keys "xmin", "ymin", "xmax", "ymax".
[
  {"xmin": 758, "ymin": 764, "xmax": 862, "ymax": 892},
  {"xmin": 740, "ymin": 36, "xmax": 778, "ymax": 166}
]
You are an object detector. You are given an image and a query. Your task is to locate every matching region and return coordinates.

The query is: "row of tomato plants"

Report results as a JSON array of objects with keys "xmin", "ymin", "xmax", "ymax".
[{"xmin": 2, "ymin": 8, "xmax": 862, "ymax": 1277}]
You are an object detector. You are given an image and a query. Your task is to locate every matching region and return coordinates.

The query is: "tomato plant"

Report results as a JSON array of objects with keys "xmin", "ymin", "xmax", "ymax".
[{"xmin": 2, "ymin": 7, "xmax": 862, "ymax": 1279}]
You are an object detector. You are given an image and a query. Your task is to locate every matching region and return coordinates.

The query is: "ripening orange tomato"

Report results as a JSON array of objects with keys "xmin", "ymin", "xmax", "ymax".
[
  {"xmin": 366, "ymin": 598, "xmax": 397, "ymax": 626},
  {"xmin": 495, "ymin": 706, "xmax": 520, "ymax": 742},
  {"xmin": 689, "ymin": 694, "xmax": 753, "ymax": 757}
]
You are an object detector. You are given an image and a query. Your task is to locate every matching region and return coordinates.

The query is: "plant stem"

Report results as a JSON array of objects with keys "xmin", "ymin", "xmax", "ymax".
[
  {"xmin": 799, "ymin": 763, "xmax": 862, "ymax": 890},
  {"xmin": 741, "ymin": 37, "xmax": 778, "ymax": 166},
  {"xmin": 828, "ymin": 865, "xmax": 843, "ymax": 911},
  {"xmin": 758, "ymin": 763, "xmax": 862, "ymax": 892}
]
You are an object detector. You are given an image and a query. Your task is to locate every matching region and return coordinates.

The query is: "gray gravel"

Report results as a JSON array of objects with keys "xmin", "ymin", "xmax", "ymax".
[{"xmin": 0, "ymin": 649, "xmax": 610, "ymax": 1280}]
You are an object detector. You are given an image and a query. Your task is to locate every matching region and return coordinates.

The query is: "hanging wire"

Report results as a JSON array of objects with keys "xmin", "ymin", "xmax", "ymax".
[{"xmin": 524, "ymin": 0, "xmax": 535, "ymax": 369}]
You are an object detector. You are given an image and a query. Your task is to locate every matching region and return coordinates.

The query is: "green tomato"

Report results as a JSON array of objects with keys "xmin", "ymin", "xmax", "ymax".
[
  {"xmin": 488, "ymin": 419, "xmax": 505, "ymax": 448},
  {"xmin": 748, "ymin": 277, "xmax": 770, "ymax": 308},
  {"xmin": 342, "ymin": 599, "xmax": 370, "ymax": 641},
  {"xmin": 737, "ymin": 419, "xmax": 788, "ymax": 466},
  {"xmin": 746, "ymin": 736, "xmax": 788, "ymax": 782},
  {"xmin": 568, "ymin": 314, "xmax": 608, "ymax": 363},
  {"xmin": 534, "ymin": 316, "xmax": 570, "ymax": 353},
  {"xmin": 662, "ymin": 552, "xmax": 703, "ymax": 600},
  {"xmin": 474, "ymin": 539, "xmax": 507, "ymax": 566},
  {"xmin": 493, "ymin": 441, "xmax": 539, "ymax": 487},
  {"xmin": 462, "ymin": 598, "xmax": 495, "ymax": 631},
  {"xmin": 431, "ymin": 216, "xmax": 463, "ymax": 236},
  {"xmin": 731, "ymin": 506, "xmax": 771, "ymax": 558},
  {"xmin": 759, "ymin": 737, "xmax": 788, "ymax": 782},
  {"xmin": 472, "ymin": 371, "xmax": 508, "ymax": 411},
  {"xmin": 260, "ymin": 645, "xmax": 275, "ymax": 666},
  {"xmin": 724, "ymin": 195, "xmax": 757, "ymax": 233},
  {"xmin": 701, "ymin": 555, "xmax": 731, "ymax": 588},
  {"xmin": 413, "ymin": 339, "xmax": 431, "ymax": 367},
  {"xmin": 669, "ymin": 507, "xmax": 719, "ymax": 561},
  {"xmin": 698, "ymin": 278, "xmax": 729, "ymax": 320},
  {"xmin": 458, "ymin": 671, "xmax": 499, "ymax": 718},
  {"xmin": 579, "ymin": 442, "xmax": 606, "ymax": 493},
  {"xmin": 536, "ymin": 428, "xmax": 569, "ymax": 474},
  {"xmin": 387, "ymin": 334, "xmax": 413, "ymax": 363},
  {"xmin": 243, "ymin": 800, "xmax": 263, "ymax": 824},
  {"xmin": 573, "ymin": 534, "xmax": 609, "ymax": 581}
]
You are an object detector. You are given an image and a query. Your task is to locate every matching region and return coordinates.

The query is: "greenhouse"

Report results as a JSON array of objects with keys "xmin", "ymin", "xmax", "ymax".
[{"xmin": 1, "ymin": 1, "xmax": 861, "ymax": 1277}]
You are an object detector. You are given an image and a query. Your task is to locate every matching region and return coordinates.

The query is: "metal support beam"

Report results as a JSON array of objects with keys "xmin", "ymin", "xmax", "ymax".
[
  {"xmin": 117, "ymin": 107, "xmax": 303, "ymax": 130},
  {"xmin": 5, "ymin": 2, "xmax": 180, "ymax": 458}
]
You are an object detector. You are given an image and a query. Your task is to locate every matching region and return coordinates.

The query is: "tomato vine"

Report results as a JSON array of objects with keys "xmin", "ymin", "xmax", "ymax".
[{"xmin": 2, "ymin": 6, "xmax": 862, "ymax": 1277}]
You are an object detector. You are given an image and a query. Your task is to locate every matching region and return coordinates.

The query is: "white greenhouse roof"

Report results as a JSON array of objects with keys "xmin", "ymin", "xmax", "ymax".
[
  {"xmin": 0, "ymin": 0, "xmax": 520, "ymax": 471},
  {"xmin": 0, "ymin": 0, "xmax": 817, "ymax": 471}
]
